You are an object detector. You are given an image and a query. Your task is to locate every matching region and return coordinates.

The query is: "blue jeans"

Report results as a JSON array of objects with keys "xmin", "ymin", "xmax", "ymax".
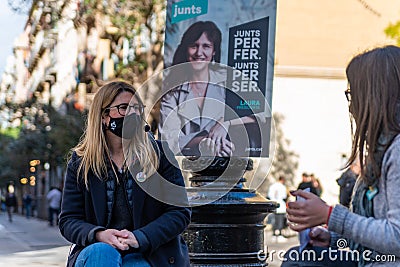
[
  {"xmin": 25, "ymin": 204, "xmax": 31, "ymax": 219},
  {"xmin": 74, "ymin": 242, "xmax": 151, "ymax": 267}
]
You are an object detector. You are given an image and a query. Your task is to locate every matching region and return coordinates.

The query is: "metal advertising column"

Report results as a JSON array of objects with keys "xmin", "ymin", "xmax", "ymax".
[{"xmin": 159, "ymin": 0, "xmax": 278, "ymax": 265}]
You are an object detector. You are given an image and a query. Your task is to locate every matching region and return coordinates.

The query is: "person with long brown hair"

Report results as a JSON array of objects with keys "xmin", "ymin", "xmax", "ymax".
[
  {"xmin": 59, "ymin": 81, "xmax": 191, "ymax": 267},
  {"xmin": 283, "ymin": 46, "xmax": 400, "ymax": 266}
]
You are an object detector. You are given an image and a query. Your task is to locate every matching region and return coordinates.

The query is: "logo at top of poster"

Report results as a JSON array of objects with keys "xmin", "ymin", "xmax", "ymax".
[{"xmin": 171, "ymin": 0, "xmax": 208, "ymax": 24}]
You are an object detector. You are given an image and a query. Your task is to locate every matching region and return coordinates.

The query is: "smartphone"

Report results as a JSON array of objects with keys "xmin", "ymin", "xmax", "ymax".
[{"xmin": 297, "ymin": 188, "xmax": 311, "ymax": 252}]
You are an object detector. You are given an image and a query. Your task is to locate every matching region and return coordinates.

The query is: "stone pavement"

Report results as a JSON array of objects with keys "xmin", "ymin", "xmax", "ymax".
[
  {"xmin": 264, "ymin": 225, "xmax": 299, "ymax": 267},
  {"xmin": 0, "ymin": 211, "xmax": 298, "ymax": 266},
  {"xmin": 0, "ymin": 211, "xmax": 71, "ymax": 266}
]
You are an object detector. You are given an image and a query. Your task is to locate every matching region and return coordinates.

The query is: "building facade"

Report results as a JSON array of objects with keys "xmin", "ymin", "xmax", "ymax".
[{"xmin": 272, "ymin": 0, "xmax": 400, "ymax": 203}]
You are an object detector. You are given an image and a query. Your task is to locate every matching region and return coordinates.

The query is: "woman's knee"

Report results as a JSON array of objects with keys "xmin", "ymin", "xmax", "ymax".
[
  {"xmin": 122, "ymin": 253, "xmax": 151, "ymax": 267},
  {"xmin": 88, "ymin": 243, "xmax": 119, "ymax": 255},
  {"xmin": 77, "ymin": 242, "xmax": 121, "ymax": 264}
]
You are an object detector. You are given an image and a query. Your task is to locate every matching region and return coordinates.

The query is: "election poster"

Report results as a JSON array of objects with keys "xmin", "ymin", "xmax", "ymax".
[{"xmin": 159, "ymin": 0, "xmax": 277, "ymax": 158}]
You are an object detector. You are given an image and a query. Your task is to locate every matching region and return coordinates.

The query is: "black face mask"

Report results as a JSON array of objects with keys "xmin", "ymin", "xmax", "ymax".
[{"xmin": 107, "ymin": 113, "xmax": 141, "ymax": 139}]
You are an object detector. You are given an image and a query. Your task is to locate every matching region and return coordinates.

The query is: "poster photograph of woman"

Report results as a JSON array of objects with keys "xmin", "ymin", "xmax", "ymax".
[{"xmin": 159, "ymin": 0, "xmax": 277, "ymax": 158}]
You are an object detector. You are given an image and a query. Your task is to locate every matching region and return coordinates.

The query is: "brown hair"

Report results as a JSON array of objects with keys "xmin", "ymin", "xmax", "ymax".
[
  {"xmin": 172, "ymin": 21, "xmax": 222, "ymax": 65},
  {"xmin": 346, "ymin": 45, "xmax": 400, "ymax": 183}
]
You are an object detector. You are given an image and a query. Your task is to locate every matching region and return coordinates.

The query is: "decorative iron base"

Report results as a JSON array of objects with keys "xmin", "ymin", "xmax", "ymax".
[{"xmin": 182, "ymin": 157, "xmax": 278, "ymax": 266}]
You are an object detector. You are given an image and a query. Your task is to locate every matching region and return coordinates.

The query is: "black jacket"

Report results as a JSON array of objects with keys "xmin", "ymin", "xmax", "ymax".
[
  {"xmin": 5, "ymin": 193, "xmax": 17, "ymax": 207},
  {"xmin": 336, "ymin": 168, "xmax": 357, "ymax": 208},
  {"xmin": 59, "ymin": 140, "xmax": 191, "ymax": 266}
]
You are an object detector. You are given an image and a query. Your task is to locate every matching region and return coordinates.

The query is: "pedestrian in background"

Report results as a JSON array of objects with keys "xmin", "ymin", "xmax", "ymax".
[
  {"xmin": 337, "ymin": 161, "xmax": 360, "ymax": 208},
  {"xmin": 284, "ymin": 45, "xmax": 400, "ymax": 266},
  {"xmin": 47, "ymin": 186, "xmax": 61, "ymax": 226},
  {"xmin": 297, "ymin": 172, "xmax": 318, "ymax": 195},
  {"xmin": 5, "ymin": 191, "xmax": 17, "ymax": 222},
  {"xmin": 0, "ymin": 191, "xmax": 6, "ymax": 212},
  {"xmin": 23, "ymin": 191, "xmax": 33, "ymax": 219},
  {"xmin": 310, "ymin": 174, "xmax": 323, "ymax": 197},
  {"xmin": 59, "ymin": 81, "xmax": 191, "ymax": 267},
  {"xmin": 268, "ymin": 176, "xmax": 288, "ymax": 242}
]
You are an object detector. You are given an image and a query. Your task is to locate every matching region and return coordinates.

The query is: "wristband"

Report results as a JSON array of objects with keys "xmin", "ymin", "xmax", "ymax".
[{"xmin": 326, "ymin": 205, "xmax": 333, "ymax": 226}]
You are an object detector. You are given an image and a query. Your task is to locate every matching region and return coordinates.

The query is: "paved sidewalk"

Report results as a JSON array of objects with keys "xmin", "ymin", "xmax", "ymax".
[
  {"xmin": 0, "ymin": 212, "xmax": 298, "ymax": 266},
  {"xmin": 265, "ymin": 227, "xmax": 299, "ymax": 267},
  {"xmin": 0, "ymin": 212, "xmax": 70, "ymax": 266}
]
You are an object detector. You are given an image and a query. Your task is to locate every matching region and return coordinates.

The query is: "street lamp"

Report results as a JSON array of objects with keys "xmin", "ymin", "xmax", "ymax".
[
  {"xmin": 20, "ymin": 177, "xmax": 28, "ymax": 185},
  {"xmin": 7, "ymin": 182, "xmax": 14, "ymax": 193},
  {"xmin": 44, "ymin": 162, "xmax": 50, "ymax": 170},
  {"xmin": 29, "ymin": 159, "xmax": 41, "ymax": 166},
  {"xmin": 44, "ymin": 162, "xmax": 50, "ymax": 194},
  {"xmin": 29, "ymin": 159, "xmax": 40, "ymax": 195},
  {"xmin": 29, "ymin": 176, "xmax": 36, "ymax": 186}
]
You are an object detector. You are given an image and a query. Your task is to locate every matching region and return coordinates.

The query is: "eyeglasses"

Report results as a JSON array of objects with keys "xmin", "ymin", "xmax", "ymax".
[
  {"xmin": 105, "ymin": 103, "xmax": 145, "ymax": 116},
  {"xmin": 344, "ymin": 88, "xmax": 351, "ymax": 102}
]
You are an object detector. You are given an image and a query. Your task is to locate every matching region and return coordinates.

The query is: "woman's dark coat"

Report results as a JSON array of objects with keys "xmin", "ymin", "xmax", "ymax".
[{"xmin": 59, "ymin": 141, "xmax": 191, "ymax": 266}]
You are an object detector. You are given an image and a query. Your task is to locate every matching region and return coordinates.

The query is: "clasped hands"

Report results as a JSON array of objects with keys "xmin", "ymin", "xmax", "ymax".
[
  {"xmin": 200, "ymin": 120, "xmax": 234, "ymax": 157},
  {"xmin": 96, "ymin": 229, "xmax": 139, "ymax": 251}
]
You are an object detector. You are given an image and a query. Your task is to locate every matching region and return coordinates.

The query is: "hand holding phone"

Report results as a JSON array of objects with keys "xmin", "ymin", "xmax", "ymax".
[{"xmin": 297, "ymin": 188, "xmax": 311, "ymax": 252}]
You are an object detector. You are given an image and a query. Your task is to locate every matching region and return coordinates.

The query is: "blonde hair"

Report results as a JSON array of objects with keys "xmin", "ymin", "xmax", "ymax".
[{"xmin": 73, "ymin": 81, "xmax": 159, "ymax": 188}]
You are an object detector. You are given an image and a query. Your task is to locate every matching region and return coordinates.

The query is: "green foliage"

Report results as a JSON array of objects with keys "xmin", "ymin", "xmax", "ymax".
[
  {"xmin": 257, "ymin": 113, "xmax": 298, "ymax": 197},
  {"xmin": 0, "ymin": 127, "xmax": 20, "ymax": 139},
  {"xmin": 0, "ymin": 101, "xmax": 85, "ymax": 186},
  {"xmin": 48, "ymin": 110, "xmax": 86, "ymax": 164},
  {"xmin": 75, "ymin": 0, "xmax": 165, "ymax": 83},
  {"xmin": 269, "ymin": 113, "xmax": 299, "ymax": 187},
  {"xmin": 385, "ymin": 21, "xmax": 400, "ymax": 46}
]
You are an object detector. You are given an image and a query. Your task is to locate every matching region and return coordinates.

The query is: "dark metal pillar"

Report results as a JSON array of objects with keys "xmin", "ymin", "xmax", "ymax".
[{"xmin": 182, "ymin": 157, "xmax": 278, "ymax": 266}]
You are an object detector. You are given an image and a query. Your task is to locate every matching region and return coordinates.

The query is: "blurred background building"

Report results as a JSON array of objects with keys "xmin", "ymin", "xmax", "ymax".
[{"xmin": 272, "ymin": 0, "xmax": 400, "ymax": 203}]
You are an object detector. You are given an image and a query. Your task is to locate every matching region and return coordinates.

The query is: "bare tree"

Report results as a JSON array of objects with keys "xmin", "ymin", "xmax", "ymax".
[
  {"xmin": 256, "ymin": 113, "xmax": 299, "ymax": 197},
  {"xmin": 74, "ymin": 0, "xmax": 165, "ymax": 118}
]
